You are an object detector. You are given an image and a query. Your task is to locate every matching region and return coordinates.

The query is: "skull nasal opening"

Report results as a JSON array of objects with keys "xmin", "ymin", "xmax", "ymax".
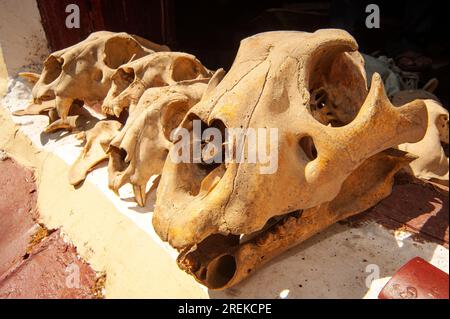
[
  {"xmin": 299, "ymin": 135, "xmax": 317, "ymax": 161},
  {"xmin": 113, "ymin": 68, "xmax": 135, "ymax": 91},
  {"xmin": 171, "ymin": 56, "xmax": 205, "ymax": 82},
  {"xmin": 42, "ymin": 56, "xmax": 63, "ymax": 85},
  {"xmin": 205, "ymin": 254, "xmax": 237, "ymax": 289}
]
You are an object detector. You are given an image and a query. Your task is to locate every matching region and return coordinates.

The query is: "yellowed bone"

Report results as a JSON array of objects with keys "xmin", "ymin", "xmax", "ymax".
[
  {"xmin": 19, "ymin": 72, "xmax": 40, "ymax": 84},
  {"xmin": 69, "ymin": 120, "xmax": 122, "ymax": 185}
]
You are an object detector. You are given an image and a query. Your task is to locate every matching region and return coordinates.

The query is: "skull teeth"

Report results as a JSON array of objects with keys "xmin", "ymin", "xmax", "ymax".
[{"xmin": 133, "ymin": 184, "xmax": 146, "ymax": 207}]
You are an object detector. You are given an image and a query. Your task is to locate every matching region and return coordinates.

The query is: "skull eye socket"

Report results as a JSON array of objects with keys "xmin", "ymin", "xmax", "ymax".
[
  {"xmin": 201, "ymin": 119, "xmax": 226, "ymax": 165},
  {"xmin": 194, "ymin": 118, "xmax": 226, "ymax": 195},
  {"xmin": 299, "ymin": 135, "xmax": 317, "ymax": 161},
  {"xmin": 92, "ymin": 68, "xmax": 103, "ymax": 82},
  {"xmin": 172, "ymin": 115, "xmax": 227, "ymax": 197},
  {"xmin": 113, "ymin": 68, "xmax": 135, "ymax": 85},
  {"xmin": 103, "ymin": 37, "xmax": 143, "ymax": 69},
  {"xmin": 309, "ymin": 87, "xmax": 344, "ymax": 127},
  {"xmin": 307, "ymin": 51, "xmax": 367, "ymax": 127},
  {"xmin": 42, "ymin": 55, "xmax": 63, "ymax": 84},
  {"xmin": 161, "ymin": 100, "xmax": 191, "ymax": 141},
  {"xmin": 171, "ymin": 56, "xmax": 203, "ymax": 82},
  {"xmin": 111, "ymin": 68, "xmax": 135, "ymax": 95}
]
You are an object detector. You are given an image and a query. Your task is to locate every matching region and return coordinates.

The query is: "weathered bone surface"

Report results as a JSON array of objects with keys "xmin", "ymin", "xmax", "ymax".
[
  {"xmin": 177, "ymin": 149, "xmax": 415, "ymax": 289},
  {"xmin": 14, "ymin": 31, "xmax": 169, "ymax": 132},
  {"xmin": 107, "ymin": 77, "xmax": 217, "ymax": 206},
  {"xmin": 393, "ymin": 91, "xmax": 449, "ymax": 184},
  {"xmin": 69, "ymin": 120, "xmax": 122, "ymax": 186},
  {"xmin": 153, "ymin": 29, "xmax": 427, "ymax": 250},
  {"xmin": 102, "ymin": 52, "xmax": 213, "ymax": 117},
  {"xmin": 152, "ymin": 29, "xmax": 428, "ymax": 288}
]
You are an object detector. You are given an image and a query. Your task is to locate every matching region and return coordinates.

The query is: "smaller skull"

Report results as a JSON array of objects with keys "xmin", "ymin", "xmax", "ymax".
[
  {"xmin": 107, "ymin": 75, "xmax": 219, "ymax": 206},
  {"xmin": 101, "ymin": 52, "xmax": 214, "ymax": 117},
  {"xmin": 395, "ymin": 92, "xmax": 449, "ymax": 184}
]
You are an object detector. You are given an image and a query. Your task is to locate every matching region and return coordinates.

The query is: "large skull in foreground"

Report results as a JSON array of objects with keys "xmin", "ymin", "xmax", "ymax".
[
  {"xmin": 152, "ymin": 30, "xmax": 428, "ymax": 289},
  {"xmin": 15, "ymin": 31, "xmax": 169, "ymax": 132}
]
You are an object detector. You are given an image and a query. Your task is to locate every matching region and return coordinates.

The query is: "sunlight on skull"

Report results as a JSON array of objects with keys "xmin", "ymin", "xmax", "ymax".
[
  {"xmin": 102, "ymin": 52, "xmax": 213, "ymax": 117},
  {"xmin": 394, "ymin": 93, "xmax": 449, "ymax": 185},
  {"xmin": 14, "ymin": 31, "xmax": 169, "ymax": 132},
  {"xmin": 107, "ymin": 78, "xmax": 214, "ymax": 206},
  {"xmin": 152, "ymin": 29, "xmax": 428, "ymax": 289}
]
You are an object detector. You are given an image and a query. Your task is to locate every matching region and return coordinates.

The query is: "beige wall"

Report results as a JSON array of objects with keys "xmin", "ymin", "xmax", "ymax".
[
  {"xmin": 0, "ymin": 47, "xmax": 7, "ymax": 97},
  {"xmin": 0, "ymin": 0, "xmax": 48, "ymax": 78}
]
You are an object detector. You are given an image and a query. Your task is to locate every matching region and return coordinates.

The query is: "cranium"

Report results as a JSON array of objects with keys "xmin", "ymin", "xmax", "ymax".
[
  {"xmin": 102, "ymin": 52, "xmax": 214, "ymax": 117},
  {"xmin": 14, "ymin": 31, "xmax": 169, "ymax": 132},
  {"xmin": 65, "ymin": 54, "xmax": 215, "ymax": 192},
  {"xmin": 107, "ymin": 74, "xmax": 221, "ymax": 206},
  {"xmin": 152, "ymin": 30, "xmax": 428, "ymax": 289},
  {"xmin": 394, "ymin": 91, "xmax": 449, "ymax": 185}
]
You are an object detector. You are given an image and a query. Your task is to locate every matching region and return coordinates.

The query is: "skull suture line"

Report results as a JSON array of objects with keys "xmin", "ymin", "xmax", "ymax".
[{"xmin": 152, "ymin": 29, "xmax": 428, "ymax": 289}]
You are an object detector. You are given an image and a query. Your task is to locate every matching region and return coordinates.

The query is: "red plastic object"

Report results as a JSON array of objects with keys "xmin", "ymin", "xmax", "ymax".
[{"xmin": 379, "ymin": 257, "xmax": 449, "ymax": 299}]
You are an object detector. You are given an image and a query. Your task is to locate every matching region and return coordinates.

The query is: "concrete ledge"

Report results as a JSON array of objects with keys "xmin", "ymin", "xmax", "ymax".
[{"xmin": 0, "ymin": 80, "xmax": 208, "ymax": 298}]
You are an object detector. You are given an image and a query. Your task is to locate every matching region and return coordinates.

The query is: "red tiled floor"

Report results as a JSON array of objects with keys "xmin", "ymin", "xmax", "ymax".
[
  {"xmin": 0, "ymin": 158, "xmax": 38, "ymax": 277},
  {"xmin": 0, "ymin": 157, "xmax": 99, "ymax": 299},
  {"xmin": 351, "ymin": 173, "xmax": 449, "ymax": 247},
  {"xmin": 0, "ymin": 231, "xmax": 97, "ymax": 298}
]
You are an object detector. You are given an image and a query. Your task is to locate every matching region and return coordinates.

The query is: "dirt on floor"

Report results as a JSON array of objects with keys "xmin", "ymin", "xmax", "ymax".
[
  {"xmin": 344, "ymin": 173, "xmax": 449, "ymax": 248},
  {"xmin": 0, "ymin": 156, "xmax": 102, "ymax": 299}
]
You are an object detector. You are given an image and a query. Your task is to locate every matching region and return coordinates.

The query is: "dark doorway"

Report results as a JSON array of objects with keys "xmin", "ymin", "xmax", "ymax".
[
  {"xmin": 37, "ymin": 0, "xmax": 174, "ymax": 51},
  {"xmin": 37, "ymin": 0, "xmax": 448, "ymax": 106}
]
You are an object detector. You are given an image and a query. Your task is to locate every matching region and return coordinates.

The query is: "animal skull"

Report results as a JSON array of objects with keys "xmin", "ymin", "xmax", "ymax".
[
  {"xmin": 12, "ymin": 28, "xmax": 431, "ymax": 290},
  {"xmin": 152, "ymin": 30, "xmax": 428, "ymax": 288},
  {"xmin": 107, "ymin": 76, "xmax": 219, "ymax": 206},
  {"xmin": 102, "ymin": 52, "xmax": 214, "ymax": 117},
  {"xmin": 394, "ymin": 91, "xmax": 449, "ymax": 185},
  {"xmin": 16, "ymin": 31, "xmax": 169, "ymax": 132},
  {"xmin": 65, "ymin": 55, "xmax": 215, "ymax": 192}
]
